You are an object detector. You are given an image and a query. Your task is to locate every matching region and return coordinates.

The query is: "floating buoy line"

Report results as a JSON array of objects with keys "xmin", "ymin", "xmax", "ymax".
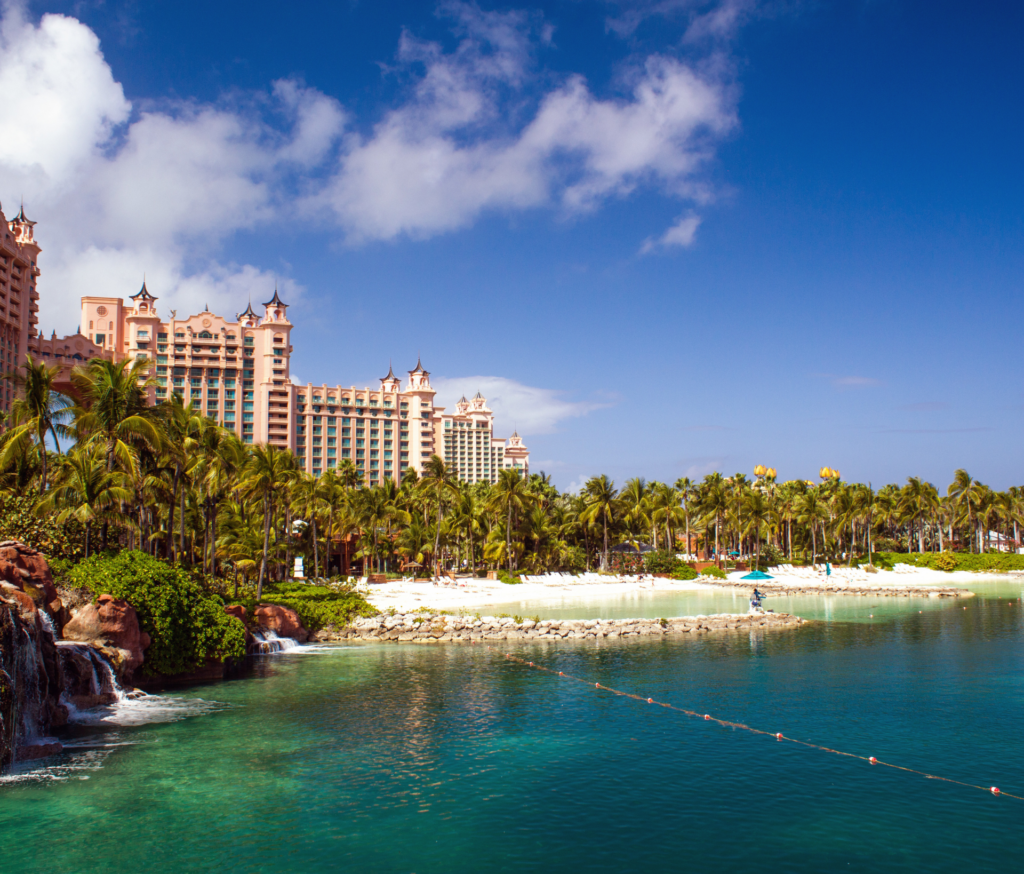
[{"xmin": 490, "ymin": 649, "xmax": 1019, "ymax": 802}]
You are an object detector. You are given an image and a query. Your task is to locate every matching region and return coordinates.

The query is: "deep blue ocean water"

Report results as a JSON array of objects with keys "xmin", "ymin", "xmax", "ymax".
[{"xmin": 2, "ymin": 587, "xmax": 1023, "ymax": 873}]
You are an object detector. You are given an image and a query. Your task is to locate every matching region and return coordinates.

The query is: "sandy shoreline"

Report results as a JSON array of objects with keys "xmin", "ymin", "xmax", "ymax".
[{"xmin": 363, "ymin": 567, "xmax": 994, "ymax": 614}]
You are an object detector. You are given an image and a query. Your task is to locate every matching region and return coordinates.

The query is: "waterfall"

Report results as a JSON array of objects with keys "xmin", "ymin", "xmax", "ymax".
[
  {"xmin": 56, "ymin": 642, "xmax": 124, "ymax": 712},
  {"xmin": 251, "ymin": 629, "xmax": 300, "ymax": 654}
]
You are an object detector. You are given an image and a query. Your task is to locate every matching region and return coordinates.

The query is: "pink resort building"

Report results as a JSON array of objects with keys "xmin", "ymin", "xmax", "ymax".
[
  {"xmin": 0, "ymin": 203, "xmax": 41, "ymax": 415},
  {"xmin": 16, "ymin": 214, "xmax": 529, "ymax": 484}
]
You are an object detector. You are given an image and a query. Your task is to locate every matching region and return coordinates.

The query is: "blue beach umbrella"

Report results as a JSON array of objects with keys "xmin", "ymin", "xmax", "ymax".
[{"xmin": 741, "ymin": 570, "xmax": 774, "ymax": 580}]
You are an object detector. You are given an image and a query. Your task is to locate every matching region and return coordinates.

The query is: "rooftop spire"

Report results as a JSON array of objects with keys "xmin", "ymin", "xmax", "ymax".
[
  {"xmin": 130, "ymin": 278, "xmax": 156, "ymax": 300},
  {"xmin": 262, "ymin": 285, "xmax": 287, "ymax": 308},
  {"xmin": 14, "ymin": 201, "xmax": 35, "ymax": 226}
]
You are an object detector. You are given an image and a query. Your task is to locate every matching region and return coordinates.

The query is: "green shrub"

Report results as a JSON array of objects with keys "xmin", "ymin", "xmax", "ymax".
[
  {"xmin": 935, "ymin": 552, "xmax": 959, "ymax": 572},
  {"xmin": 699, "ymin": 566, "xmax": 727, "ymax": 579},
  {"xmin": 644, "ymin": 550, "xmax": 685, "ymax": 574},
  {"xmin": 68, "ymin": 551, "xmax": 246, "ymax": 676},
  {"xmin": 498, "ymin": 571, "xmax": 521, "ymax": 585},
  {"xmin": 671, "ymin": 566, "xmax": 698, "ymax": 581},
  {"xmin": 236, "ymin": 580, "xmax": 376, "ymax": 632}
]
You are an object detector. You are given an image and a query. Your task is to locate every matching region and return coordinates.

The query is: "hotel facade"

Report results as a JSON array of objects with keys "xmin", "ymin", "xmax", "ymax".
[{"xmin": 13, "ymin": 209, "xmax": 529, "ymax": 485}]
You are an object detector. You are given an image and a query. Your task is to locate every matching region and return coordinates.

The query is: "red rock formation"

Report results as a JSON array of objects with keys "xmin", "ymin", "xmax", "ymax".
[
  {"xmin": 254, "ymin": 604, "xmax": 309, "ymax": 642},
  {"xmin": 63, "ymin": 595, "xmax": 149, "ymax": 676},
  {"xmin": 0, "ymin": 542, "xmax": 64, "ymax": 629}
]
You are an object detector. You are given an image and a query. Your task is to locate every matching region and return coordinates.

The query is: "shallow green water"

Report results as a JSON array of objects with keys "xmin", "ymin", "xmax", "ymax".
[
  {"xmin": 2, "ymin": 589, "xmax": 1023, "ymax": 873},
  {"xmin": 485, "ymin": 575, "xmax": 1024, "ymax": 623}
]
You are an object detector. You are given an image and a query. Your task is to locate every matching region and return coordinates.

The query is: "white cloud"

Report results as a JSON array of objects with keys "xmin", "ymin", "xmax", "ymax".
[
  {"xmin": 311, "ymin": 3, "xmax": 735, "ymax": 241},
  {"xmin": 0, "ymin": 6, "xmax": 344, "ymax": 332},
  {"xmin": 0, "ymin": 1, "xmax": 735, "ymax": 332},
  {"xmin": 640, "ymin": 213, "xmax": 702, "ymax": 252},
  {"xmin": 431, "ymin": 375, "xmax": 612, "ymax": 435},
  {"xmin": 604, "ymin": 0, "xmax": 758, "ymax": 42}
]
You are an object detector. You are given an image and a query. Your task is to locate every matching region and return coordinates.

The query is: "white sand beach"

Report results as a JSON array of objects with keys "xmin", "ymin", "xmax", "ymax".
[{"xmin": 362, "ymin": 566, "xmax": 994, "ymax": 614}]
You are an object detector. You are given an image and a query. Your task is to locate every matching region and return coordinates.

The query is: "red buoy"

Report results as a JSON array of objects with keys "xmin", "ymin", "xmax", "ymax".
[
  {"xmin": 991, "ymin": 787, "xmax": 1001, "ymax": 795},
  {"xmin": 704, "ymin": 714, "xmax": 711, "ymax": 720},
  {"xmin": 776, "ymin": 733, "xmax": 783, "ymax": 740},
  {"xmin": 869, "ymin": 757, "xmax": 877, "ymax": 764},
  {"xmin": 648, "ymin": 698, "xmax": 654, "ymax": 704},
  {"xmin": 595, "ymin": 683, "xmax": 600, "ymax": 688},
  {"xmin": 529, "ymin": 662, "xmax": 534, "ymax": 666},
  {"xmin": 558, "ymin": 671, "xmax": 564, "ymax": 676}
]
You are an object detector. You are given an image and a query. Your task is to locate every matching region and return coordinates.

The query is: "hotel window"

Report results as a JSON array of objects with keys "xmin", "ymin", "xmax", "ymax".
[
  {"xmin": 355, "ymin": 439, "xmax": 364, "ymax": 447},
  {"xmin": 342, "ymin": 438, "xmax": 350, "ymax": 447},
  {"xmin": 95, "ymin": 334, "xmax": 105, "ymax": 345},
  {"xmin": 342, "ymin": 449, "xmax": 351, "ymax": 458}
]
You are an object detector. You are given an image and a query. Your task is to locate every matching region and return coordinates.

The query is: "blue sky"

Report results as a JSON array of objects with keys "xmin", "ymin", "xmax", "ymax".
[{"xmin": 1, "ymin": 0, "xmax": 1021, "ymax": 490}]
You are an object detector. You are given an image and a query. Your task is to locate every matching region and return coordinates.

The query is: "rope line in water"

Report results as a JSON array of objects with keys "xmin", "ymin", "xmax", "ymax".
[{"xmin": 490, "ymin": 649, "xmax": 1021, "ymax": 802}]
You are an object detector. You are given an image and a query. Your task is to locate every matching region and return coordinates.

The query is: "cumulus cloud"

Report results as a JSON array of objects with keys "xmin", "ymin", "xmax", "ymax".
[
  {"xmin": 0, "ymin": 1, "xmax": 736, "ymax": 331},
  {"xmin": 431, "ymin": 375, "xmax": 612, "ymax": 435},
  {"xmin": 0, "ymin": 6, "xmax": 343, "ymax": 331},
  {"xmin": 311, "ymin": 2, "xmax": 735, "ymax": 241},
  {"xmin": 640, "ymin": 213, "xmax": 702, "ymax": 252}
]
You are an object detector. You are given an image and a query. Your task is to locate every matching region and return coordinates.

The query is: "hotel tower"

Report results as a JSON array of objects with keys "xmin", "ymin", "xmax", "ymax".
[{"xmin": 13, "ymin": 212, "xmax": 528, "ymax": 485}]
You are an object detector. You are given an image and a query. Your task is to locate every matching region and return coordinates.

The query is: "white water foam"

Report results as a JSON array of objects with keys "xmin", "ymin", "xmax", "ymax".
[
  {"xmin": 64, "ymin": 691, "xmax": 226, "ymax": 727},
  {"xmin": 251, "ymin": 629, "xmax": 301, "ymax": 654}
]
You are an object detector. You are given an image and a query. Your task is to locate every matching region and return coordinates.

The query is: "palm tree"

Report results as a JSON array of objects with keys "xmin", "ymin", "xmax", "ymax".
[
  {"xmin": 1, "ymin": 354, "xmax": 74, "ymax": 492},
  {"xmin": 291, "ymin": 471, "xmax": 332, "ymax": 578},
  {"xmin": 948, "ymin": 469, "xmax": 986, "ymax": 552},
  {"xmin": 743, "ymin": 489, "xmax": 776, "ymax": 570},
  {"xmin": 488, "ymin": 467, "xmax": 532, "ymax": 572},
  {"xmin": 698, "ymin": 474, "xmax": 729, "ymax": 567},
  {"xmin": 41, "ymin": 444, "xmax": 131, "ymax": 557},
  {"xmin": 72, "ymin": 357, "xmax": 161, "ymax": 472},
  {"xmin": 674, "ymin": 477, "xmax": 695, "ymax": 556},
  {"xmin": 421, "ymin": 455, "xmax": 459, "ymax": 574},
  {"xmin": 796, "ymin": 489, "xmax": 829, "ymax": 565},
  {"xmin": 241, "ymin": 444, "xmax": 295, "ymax": 599},
  {"xmin": 581, "ymin": 475, "xmax": 618, "ymax": 571}
]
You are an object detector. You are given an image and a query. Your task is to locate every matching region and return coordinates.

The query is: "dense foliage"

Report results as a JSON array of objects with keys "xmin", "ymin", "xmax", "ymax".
[
  {"xmin": 2, "ymin": 355, "xmax": 1024, "ymax": 590},
  {"xmin": 67, "ymin": 551, "xmax": 246, "ymax": 676},
  {"xmin": 0, "ymin": 493, "xmax": 84, "ymax": 560},
  {"xmin": 230, "ymin": 581, "xmax": 376, "ymax": 633}
]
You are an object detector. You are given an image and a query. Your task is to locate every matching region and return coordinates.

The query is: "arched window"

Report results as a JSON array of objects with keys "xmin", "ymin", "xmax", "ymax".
[{"xmin": 198, "ymin": 331, "xmax": 213, "ymax": 339}]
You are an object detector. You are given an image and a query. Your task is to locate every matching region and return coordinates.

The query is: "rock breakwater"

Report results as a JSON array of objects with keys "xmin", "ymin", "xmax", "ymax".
[{"xmin": 318, "ymin": 611, "xmax": 806, "ymax": 643}]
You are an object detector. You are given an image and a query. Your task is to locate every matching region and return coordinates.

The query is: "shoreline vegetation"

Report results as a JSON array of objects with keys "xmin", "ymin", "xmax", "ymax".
[{"xmin": 0, "ymin": 355, "xmax": 1021, "ymax": 747}]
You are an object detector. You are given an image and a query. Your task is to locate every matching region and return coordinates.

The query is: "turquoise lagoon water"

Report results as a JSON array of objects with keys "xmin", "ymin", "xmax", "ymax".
[
  {"xmin": 484, "ymin": 575, "xmax": 1024, "ymax": 623},
  {"xmin": 2, "ymin": 584, "xmax": 1024, "ymax": 873}
]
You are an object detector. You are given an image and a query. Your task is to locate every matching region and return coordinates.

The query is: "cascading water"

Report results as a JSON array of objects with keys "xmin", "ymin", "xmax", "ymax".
[
  {"xmin": 251, "ymin": 629, "xmax": 301, "ymax": 654},
  {"xmin": 57, "ymin": 642, "xmax": 124, "ymax": 712}
]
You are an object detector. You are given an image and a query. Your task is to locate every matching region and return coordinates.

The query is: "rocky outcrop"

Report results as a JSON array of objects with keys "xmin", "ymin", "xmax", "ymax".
[
  {"xmin": 63, "ymin": 594, "xmax": 150, "ymax": 680},
  {"xmin": 0, "ymin": 542, "xmax": 64, "ymax": 631},
  {"xmin": 317, "ymin": 611, "xmax": 807, "ymax": 643},
  {"xmin": 57, "ymin": 643, "xmax": 121, "ymax": 710},
  {"xmin": 254, "ymin": 604, "xmax": 309, "ymax": 643},
  {"xmin": 0, "ymin": 592, "xmax": 68, "ymax": 771}
]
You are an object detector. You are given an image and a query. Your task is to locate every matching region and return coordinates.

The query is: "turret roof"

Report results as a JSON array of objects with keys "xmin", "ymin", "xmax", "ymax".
[
  {"xmin": 410, "ymin": 357, "xmax": 427, "ymax": 374},
  {"xmin": 262, "ymin": 287, "xmax": 287, "ymax": 308},
  {"xmin": 130, "ymin": 279, "xmax": 156, "ymax": 300},
  {"xmin": 14, "ymin": 203, "xmax": 35, "ymax": 227},
  {"xmin": 473, "ymin": 391, "xmax": 484, "ymax": 400},
  {"xmin": 382, "ymin": 362, "xmax": 398, "ymax": 382},
  {"xmin": 239, "ymin": 300, "xmax": 258, "ymax": 318}
]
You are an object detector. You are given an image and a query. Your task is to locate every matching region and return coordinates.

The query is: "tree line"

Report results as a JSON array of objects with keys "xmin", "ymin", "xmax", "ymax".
[{"xmin": 1, "ymin": 356, "xmax": 1020, "ymax": 597}]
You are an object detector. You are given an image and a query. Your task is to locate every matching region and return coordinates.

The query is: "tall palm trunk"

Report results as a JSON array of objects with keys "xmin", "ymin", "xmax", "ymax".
[{"xmin": 257, "ymin": 493, "xmax": 271, "ymax": 600}]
